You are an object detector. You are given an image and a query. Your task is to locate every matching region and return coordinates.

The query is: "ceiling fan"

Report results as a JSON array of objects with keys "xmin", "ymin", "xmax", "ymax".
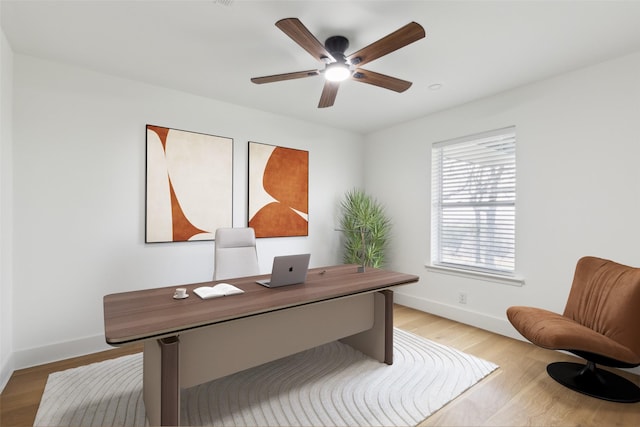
[{"xmin": 251, "ymin": 18, "xmax": 426, "ymax": 108}]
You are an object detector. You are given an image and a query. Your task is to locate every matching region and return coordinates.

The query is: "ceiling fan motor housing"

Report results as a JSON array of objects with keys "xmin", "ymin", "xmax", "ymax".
[{"xmin": 325, "ymin": 35, "xmax": 349, "ymax": 63}]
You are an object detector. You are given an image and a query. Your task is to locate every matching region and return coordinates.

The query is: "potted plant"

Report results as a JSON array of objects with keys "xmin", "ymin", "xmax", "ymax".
[{"xmin": 339, "ymin": 189, "xmax": 391, "ymax": 271}]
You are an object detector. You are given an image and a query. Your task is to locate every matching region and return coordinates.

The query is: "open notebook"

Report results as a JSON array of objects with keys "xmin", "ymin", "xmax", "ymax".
[{"xmin": 194, "ymin": 283, "xmax": 244, "ymax": 299}]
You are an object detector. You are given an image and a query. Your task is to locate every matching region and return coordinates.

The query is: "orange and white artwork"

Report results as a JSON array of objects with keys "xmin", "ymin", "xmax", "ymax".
[
  {"xmin": 146, "ymin": 125, "xmax": 233, "ymax": 243},
  {"xmin": 248, "ymin": 142, "xmax": 308, "ymax": 238}
]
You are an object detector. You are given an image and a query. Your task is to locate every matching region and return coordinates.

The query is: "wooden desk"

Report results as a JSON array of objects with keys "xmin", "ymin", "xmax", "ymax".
[{"xmin": 104, "ymin": 264, "xmax": 419, "ymax": 426}]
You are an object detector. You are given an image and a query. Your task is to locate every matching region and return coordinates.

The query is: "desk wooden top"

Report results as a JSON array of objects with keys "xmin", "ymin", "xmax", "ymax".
[{"xmin": 103, "ymin": 264, "xmax": 419, "ymax": 345}]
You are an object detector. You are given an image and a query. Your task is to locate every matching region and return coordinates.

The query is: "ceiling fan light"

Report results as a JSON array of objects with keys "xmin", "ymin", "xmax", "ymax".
[{"xmin": 325, "ymin": 63, "xmax": 351, "ymax": 82}]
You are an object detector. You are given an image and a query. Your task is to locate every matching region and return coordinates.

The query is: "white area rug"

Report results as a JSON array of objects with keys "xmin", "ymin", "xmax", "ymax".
[{"xmin": 35, "ymin": 328, "xmax": 498, "ymax": 426}]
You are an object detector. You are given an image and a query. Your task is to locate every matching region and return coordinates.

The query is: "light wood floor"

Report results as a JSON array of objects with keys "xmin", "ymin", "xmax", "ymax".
[{"xmin": 1, "ymin": 305, "xmax": 638, "ymax": 426}]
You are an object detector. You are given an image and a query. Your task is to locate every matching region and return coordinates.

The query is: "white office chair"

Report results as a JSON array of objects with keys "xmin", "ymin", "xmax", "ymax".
[{"xmin": 213, "ymin": 227, "xmax": 260, "ymax": 280}]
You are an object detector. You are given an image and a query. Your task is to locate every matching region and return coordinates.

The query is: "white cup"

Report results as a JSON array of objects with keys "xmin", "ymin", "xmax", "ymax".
[{"xmin": 175, "ymin": 288, "xmax": 187, "ymax": 298}]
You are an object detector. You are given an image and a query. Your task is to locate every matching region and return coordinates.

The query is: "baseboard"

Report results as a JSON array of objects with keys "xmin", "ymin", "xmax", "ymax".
[
  {"xmin": 12, "ymin": 334, "xmax": 113, "ymax": 371},
  {"xmin": 394, "ymin": 292, "xmax": 521, "ymax": 339},
  {"xmin": 394, "ymin": 292, "xmax": 640, "ymax": 376},
  {"xmin": 0, "ymin": 352, "xmax": 15, "ymax": 393}
]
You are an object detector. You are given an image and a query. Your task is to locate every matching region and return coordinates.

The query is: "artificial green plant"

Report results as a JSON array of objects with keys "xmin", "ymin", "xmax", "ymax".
[{"xmin": 339, "ymin": 188, "xmax": 391, "ymax": 269}]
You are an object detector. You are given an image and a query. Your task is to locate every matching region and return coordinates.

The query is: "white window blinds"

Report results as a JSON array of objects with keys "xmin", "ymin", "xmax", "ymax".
[{"xmin": 431, "ymin": 126, "xmax": 516, "ymax": 275}]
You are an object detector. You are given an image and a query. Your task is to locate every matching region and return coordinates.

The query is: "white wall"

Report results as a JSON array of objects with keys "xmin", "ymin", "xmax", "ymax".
[
  {"xmin": 0, "ymin": 27, "xmax": 15, "ymax": 390},
  {"xmin": 8, "ymin": 55, "xmax": 363, "ymax": 370},
  {"xmin": 366, "ymin": 51, "xmax": 640, "ymax": 348}
]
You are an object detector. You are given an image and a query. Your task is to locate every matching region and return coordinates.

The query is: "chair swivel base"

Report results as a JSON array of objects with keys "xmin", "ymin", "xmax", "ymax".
[{"xmin": 547, "ymin": 361, "xmax": 640, "ymax": 403}]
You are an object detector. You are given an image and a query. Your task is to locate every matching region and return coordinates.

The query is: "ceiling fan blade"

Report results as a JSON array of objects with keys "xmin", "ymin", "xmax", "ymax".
[
  {"xmin": 251, "ymin": 70, "xmax": 320, "ymax": 84},
  {"xmin": 318, "ymin": 81, "xmax": 340, "ymax": 108},
  {"xmin": 276, "ymin": 18, "xmax": 334, "ymax": 63},
  {"xmin": 347, "ymin": 22, "xmax": 425, "ymax": 67},
  {"xmin": 351, "ymin": 68, "xmax": 412, "ymax": 92}
]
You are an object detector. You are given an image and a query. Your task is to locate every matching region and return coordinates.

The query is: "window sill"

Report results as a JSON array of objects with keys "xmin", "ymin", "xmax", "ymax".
[{"xmin": 425, "ymin": 264, "xmax": 525, "ymax": 287}]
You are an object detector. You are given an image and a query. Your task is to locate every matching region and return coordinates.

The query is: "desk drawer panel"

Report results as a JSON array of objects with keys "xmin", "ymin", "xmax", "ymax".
[{"xmin": 177, "ymin": 292, "xmax": 374, "ymax": 388}]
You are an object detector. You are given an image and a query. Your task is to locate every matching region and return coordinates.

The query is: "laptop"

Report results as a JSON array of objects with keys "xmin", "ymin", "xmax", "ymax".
[{"xmin": 256, "ymin": 254, "xmax": 311, "ymax": 288}]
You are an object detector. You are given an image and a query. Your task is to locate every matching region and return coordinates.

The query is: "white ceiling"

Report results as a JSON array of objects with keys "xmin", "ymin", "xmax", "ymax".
[{"xmin": 3, "ymin": 0, "xmax": 640, "ymax": 134}]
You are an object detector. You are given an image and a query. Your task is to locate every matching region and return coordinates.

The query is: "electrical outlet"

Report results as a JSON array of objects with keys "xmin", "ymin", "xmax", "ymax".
[{"xmin": 458, "ymin": 291, "xmax": 467, "ymax": 304}]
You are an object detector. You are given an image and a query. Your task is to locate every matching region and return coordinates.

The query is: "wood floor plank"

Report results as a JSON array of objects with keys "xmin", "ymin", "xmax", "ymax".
[
  {"xmin": 1, "ymin": 306, "xmax": 638, "ymax": 426},
  {"xmin": 396, "ymin": 306, "xmax": 640, "ymax": 427}
]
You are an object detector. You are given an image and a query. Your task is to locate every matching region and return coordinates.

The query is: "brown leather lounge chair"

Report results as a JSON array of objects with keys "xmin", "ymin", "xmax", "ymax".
[{"xmin": 507, "ymin": 256, "xmax": 640, "ymax": 403}]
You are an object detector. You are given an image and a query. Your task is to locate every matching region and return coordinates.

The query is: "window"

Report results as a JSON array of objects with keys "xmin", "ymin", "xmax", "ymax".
[{"xmin": 431, "ymin": 127, "xmax": 516, "ymax": 275}]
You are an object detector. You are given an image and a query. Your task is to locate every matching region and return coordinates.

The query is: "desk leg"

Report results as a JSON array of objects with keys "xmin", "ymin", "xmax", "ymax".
[
  {"xmin": 382, "ymin": 289, "xmax": 393, "ymax": 365},
  {"xmin": 159, "ymin": 336, "xmax": 180, "ymax": 426},
  {"xmin": 341, "ymin": 290, "xmax": 394, "ymax": 365}
]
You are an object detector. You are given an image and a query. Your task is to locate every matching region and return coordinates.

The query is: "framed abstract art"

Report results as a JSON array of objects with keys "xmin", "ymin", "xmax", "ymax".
[
  {"xmin": 146, "ymin": 125, "xmax": 233, "ymax": 243},
  {"xmin": 248, "ymin": 141, "xmax": 308, "ymax": 238}
]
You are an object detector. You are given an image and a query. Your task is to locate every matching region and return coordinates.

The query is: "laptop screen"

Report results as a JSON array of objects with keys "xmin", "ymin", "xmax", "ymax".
[{"xmin": 256, "ymin": 254, "xmax": 311, "ymax": 287}]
